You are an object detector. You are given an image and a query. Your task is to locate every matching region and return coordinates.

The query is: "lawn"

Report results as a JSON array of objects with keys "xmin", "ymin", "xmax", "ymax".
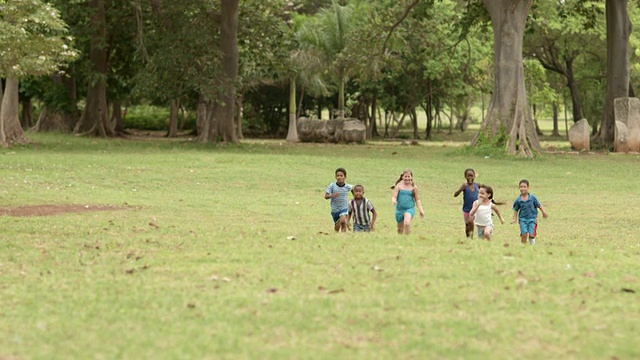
[{"xmin": 0, "ymin": 133, "xmax": 638, "ymax": 359}]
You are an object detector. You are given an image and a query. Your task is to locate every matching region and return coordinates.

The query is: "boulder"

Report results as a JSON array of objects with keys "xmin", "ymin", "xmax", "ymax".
[
  {"xmin": 614, "ymin": 97, "xmax": 640, "ymax": 151},
  {"xmin": 614, "ymin": 121, "xmax": 629, "ymax": 153},
  {"xmin": 297, "ymin": 117, "xmax": 366, "ymax": 143},
  {"xmin": 568, "ymin": 119, "xmax": 590, "ymax": 151}
]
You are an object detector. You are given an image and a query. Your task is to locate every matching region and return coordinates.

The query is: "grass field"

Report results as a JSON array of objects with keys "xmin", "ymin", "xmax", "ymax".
[{"xmin": 0, "ymin": 132, "xmax": 638, "ymax": 359}]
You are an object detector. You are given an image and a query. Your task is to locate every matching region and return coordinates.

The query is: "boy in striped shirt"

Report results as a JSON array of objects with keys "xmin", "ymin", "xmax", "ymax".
[{"xmin": 347, "ymin": 184, "xmax": 377, "ymax": 232}]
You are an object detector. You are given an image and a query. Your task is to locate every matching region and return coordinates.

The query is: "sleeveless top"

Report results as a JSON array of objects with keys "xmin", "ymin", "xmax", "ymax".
[
  {"xmin": 462, "ymin": 183, "xmax": 479, "ymax": 212},
  {"xmin": 474, "ymin": 202, "xmax": 493, "ymax": 226},
  {"xmin": 396, "ymin": 189, "xmax": 415, "ymax": 211}
]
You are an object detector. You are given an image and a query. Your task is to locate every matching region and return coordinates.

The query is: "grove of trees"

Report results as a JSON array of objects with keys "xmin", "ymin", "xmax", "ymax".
[{"xmin": 1, "ymin": 0, "xmax": 639, "ymax": 157}]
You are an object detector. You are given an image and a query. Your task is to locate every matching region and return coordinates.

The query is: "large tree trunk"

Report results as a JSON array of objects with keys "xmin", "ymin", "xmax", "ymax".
[
  {"xmin": 474, "ymin": 0, "xmax": 539, "ymax": 157},
  {"xmin": 73, "ymin": 0, "xmax": 114, "ymax": 137},
  {"xmin": 595, "ymin": 0, "xmax": 631, "ymax": 147},
  {"xmin": 286, "ymin": 77, "xmax": 299, "ymax": 142},
  {"xmin": 20, "ymin": 99, "xmax": 34, "ymax": 129},
  {"xmin": 0, "ymin": 78, "xmax": 30, "ymax": 146},
  {"xmin": 112, "ymin": 101, "xmax": 128, "ymax": 136},
  {"xmin": 200, "ymin": 0, "xmax": 239, "ymax": 143}
]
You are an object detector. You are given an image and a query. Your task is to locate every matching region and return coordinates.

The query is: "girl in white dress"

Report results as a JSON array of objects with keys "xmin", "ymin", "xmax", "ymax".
[{"xmin": 469, "ymin": 185, "xmax": 505, "ymax": 241}]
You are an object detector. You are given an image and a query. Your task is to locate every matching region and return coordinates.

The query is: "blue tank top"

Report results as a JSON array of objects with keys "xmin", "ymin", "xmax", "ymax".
[
  {"xmin": 462, "ymin": 183, "xmax": 479, "ymax": 212},
  {"xmin": 396, "ymin": 189, "xmax": 415, "ymax": 210}
]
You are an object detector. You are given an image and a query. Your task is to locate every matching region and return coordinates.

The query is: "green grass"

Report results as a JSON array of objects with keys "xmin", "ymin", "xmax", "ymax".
[{"xmin": 0, "ymin": 133, "xmax": 638, "ymax": 359}]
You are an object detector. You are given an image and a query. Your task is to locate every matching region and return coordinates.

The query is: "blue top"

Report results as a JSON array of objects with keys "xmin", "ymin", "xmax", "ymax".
[
  {"xmin": 326, "ymin": 182, "xmax": 352, "ymax": 212},
  {"xmin": 462, "ymin": 183, "xmax": 479, "ymax": 212},
  {"xmin": 396, "ymin": 189, "xmax": 416, "ymax": 211},
  {"xmin": 512, "ymin": 194, "xmax": 541, "ymax": 220}
]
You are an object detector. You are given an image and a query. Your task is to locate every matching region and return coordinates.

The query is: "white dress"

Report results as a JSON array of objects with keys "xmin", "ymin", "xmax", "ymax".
[{"xmin": 474, "ymin": 202, "xmax": 493, "ymax": 227}]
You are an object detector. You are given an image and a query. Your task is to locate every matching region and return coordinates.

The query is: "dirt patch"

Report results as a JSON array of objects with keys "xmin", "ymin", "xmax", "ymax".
[{"xmin": 0, "ymin": 204, "xmax": 126, "ymax": 217}]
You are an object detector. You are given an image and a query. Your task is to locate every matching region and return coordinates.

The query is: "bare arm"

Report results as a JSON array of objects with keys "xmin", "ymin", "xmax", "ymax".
[
  {"xmin": 454, "ymin": 183, "xmax": 466, "ymax": 197},
  {"xmin": 492, "ymin": 204, "xmax": 505, "ymax": 224},
  {"xmin": 469, "ymin": 200, "xmax": 479, "ymax": 217},
  {"xmin": 539, "ymin": 204, "xmax": 548, "ymax": 218},
  {"xmin": 511, "ymin": 210, "xmax": 518, "ymax": 223},
  {"xmin": 371, "ymin": 207, "xmax": 377, "ymax": 230},
  {"xmin": 414, "ymin": 188, "xmax": 425, "ymax": 218},
  {"xmin": 392, "ymin": 186, "xmax": 400, "ymax": 205}
]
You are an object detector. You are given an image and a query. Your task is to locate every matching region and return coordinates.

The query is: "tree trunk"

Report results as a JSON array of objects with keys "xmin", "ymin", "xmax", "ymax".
[
  {"xmin": 201, "ymin": 0, "xmax": 239, "ymax": 143},
  {"xmin": 20, "ymin": 99, "xmax": 34, "ymax": 129},
  {"xmin": 552, "ymin": 102, "xmax": 560, "ymax": 137},
  {"xmin": 370, "ymin": 93, "xmax": 378, "ymax": 138},
  {"xmin": 286, "ymin": 77, "xmax": 299, "ymax": 142},
  {"xmin": 74, "ymin": 0, "xmax": 114, "ymax": 137},
  {"xmin": 0, "ymin": 78, "xmax": 29, "ymax": 146},
  {"xmin": 32, "ymin": 72, "xmax": 77, "ymax": 133},
  {"xmin": 474, "ymin": 0, "xmax": 539, "ymax": 157},
  {"xmin": 235, "ymin": 94, "xmax": 244, "ymax": 140},
  {"xmin": 112, "ymin": 101, "xmax": 128, "ymax": 136},
  {"xmin": 565, "ymin": 60, "xmax": 585, "ymax": 121},
  {"xmin": 595, "ymin": 0, "xmax": 631, "ymax": 147},
  {"xmin": 167, "ymin": 99, "xmax": 179, "ymax": 138}
]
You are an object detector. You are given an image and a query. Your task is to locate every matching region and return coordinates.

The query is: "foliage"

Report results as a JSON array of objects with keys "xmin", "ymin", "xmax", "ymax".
[
  {"xmin": 0, "ymin": 0, "xmax": 77, "ymax": 78},
  {"xmin": 124, "ymin": 104, "xmax": 195, "ymax": 131}
]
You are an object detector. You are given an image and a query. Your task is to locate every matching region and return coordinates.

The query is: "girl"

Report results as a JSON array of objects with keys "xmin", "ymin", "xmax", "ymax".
[
  {"xmin": 453, "ymin": 168, "xmax": 479, "ymax": 238},
  {"xmin": 469, "ymin": 184, "xmax": 505, "ymax": 241},
  {"xmin": 392, "ymin": 169, "xmax": 425, "ymax": 235}
]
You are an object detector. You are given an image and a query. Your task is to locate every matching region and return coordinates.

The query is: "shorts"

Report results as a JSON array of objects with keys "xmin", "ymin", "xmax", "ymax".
[
  {"xmin": 463, "ymin": 211, "xmax": 472, "ymax": 223},
  {"xmin": 331, "ymin": 209, "xmax": 348, "ymax": 223},
  {"xmin": 354, "ymin": 224, "xmax": 371, "ymax": 232},
  {"xmin": 519, "ymin": 218, "xmax": 537, "ymax": 235},
  {"xmin": 477, "ymin": 225, "xmax": 493, "ymax": 238},
  {"xmin": 396, "ymin": 207, "xmax": 415, "ymax": 223}
]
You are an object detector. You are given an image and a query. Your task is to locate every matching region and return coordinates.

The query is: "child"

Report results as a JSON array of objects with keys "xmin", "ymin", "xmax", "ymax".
[
  {"xmin": 347, "ymin": 184, "xmax": 377, "ymax": 232},
  {"xmin": 324, "ymin": 167, "xmax": 353, "ymax": 232},
  {"xmin": 512, "ymin": 179, "xmax": 548, "ymax": 245},
  {"xmin": 391, "ymin": 169, "xmax": 425, "ymax": 235},
  {"xmin": 469, "ymin": 184, "xmax": 505, "ymax": 241},
  {"xmin": 454, "ymin": 168, "xmax": 479, "ymax": 238}
]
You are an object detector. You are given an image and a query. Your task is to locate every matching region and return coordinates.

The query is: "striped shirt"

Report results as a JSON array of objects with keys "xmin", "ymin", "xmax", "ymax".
[
  {"xmin": 326, "ymin": 182, "xmax": 352, "ymax": 212},
  {"xmin": 348, "ymin": 198, "xmax": 375, "ymax": 226}
]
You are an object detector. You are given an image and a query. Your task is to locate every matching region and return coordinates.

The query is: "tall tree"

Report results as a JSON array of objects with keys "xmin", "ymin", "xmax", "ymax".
[
  {"xmin": 73, "ymin": 0, "xmax": 113, "ymax": 137},
  {"xmin": 594, "ymin": 0, "xmax": 631, "ymax": 147},
  {"xmin": 199, "ymin": 0, "xmax": 240, "ymax": 143},
  {"xmin": 0, "ymin": 0, "xmax": 76, "ymax": 146},
  {"xmin": 471, "ymin": 0, "xmax": 540, "ymax": 157}
]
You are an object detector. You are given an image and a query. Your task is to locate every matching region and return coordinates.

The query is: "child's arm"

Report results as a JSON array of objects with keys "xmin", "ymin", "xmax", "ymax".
[
  {"xmin": 453, "ymin": 183, "xmax": 466, "ymax": 197},
  {"xmin": 538, "ymin": 204, "xmax": 548, "ymax": 218},
  {"xmin": 370, "ymin": 206, "xmax": 377, "ymax": 230},
  {"xmin": 492, "ymin": 204, "xmax": 506, "ymax": 224},
  {"xmin": 392, "ymin": 186, "xmax": 400, "ymax": 205},
  {"xmin": 414, "ymin": 188, "xmax": 425, "ymax": 218},
  {"xmin": 469, "ymin": 200, "xmax": 479, "ymax": 217},
  {"xmin": 511, "ymin": 210, "xmax": 518, "ymax": 224}
]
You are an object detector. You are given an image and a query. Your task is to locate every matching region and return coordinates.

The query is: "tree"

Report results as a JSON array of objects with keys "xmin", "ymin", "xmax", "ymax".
[
  {"xmin": 0, "ymin": 0, "xmax": 76, "ymax": 146},
  {"xmin": 471, "ymin": 0, "xmax": 540, "ymax": 157},
  {"xmin": 594, "ymin": 0, "xmax": 631, "ymax": 147},
  {"xmin": 199, "ymin": 0, "xmax": 240, "ymax": 143}
]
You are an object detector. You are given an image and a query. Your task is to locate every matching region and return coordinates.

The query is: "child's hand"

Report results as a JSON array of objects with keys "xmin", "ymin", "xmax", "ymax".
[
  {"xmin": 500, "ymin": 218, "xmax": 505, "ymax": 224},
  {"xmin": 511, "ymin": 219, "xmax": 517, "ymax": 224}
]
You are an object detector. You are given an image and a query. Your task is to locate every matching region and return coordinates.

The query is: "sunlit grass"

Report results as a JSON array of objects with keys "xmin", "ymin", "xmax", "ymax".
[{"xmin": 0, "ymin": 133, "xmax": 638, "ymax": 359}]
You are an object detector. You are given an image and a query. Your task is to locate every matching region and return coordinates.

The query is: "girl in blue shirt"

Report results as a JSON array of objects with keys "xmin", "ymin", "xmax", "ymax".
[{"xmin": 392, "ymin": 169, "xmax": 425, "ymax": 235}]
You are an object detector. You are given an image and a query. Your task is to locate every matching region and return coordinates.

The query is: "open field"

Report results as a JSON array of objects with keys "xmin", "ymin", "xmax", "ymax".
[{"xmin": 0, "ymin": 133, "xmax": 638, "ymax": 359}]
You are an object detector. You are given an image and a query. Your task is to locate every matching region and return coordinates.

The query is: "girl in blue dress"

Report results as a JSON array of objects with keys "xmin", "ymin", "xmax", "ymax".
[{"xmin": 391, "ymin": 169, "xmax": 425, "ymax": 235}]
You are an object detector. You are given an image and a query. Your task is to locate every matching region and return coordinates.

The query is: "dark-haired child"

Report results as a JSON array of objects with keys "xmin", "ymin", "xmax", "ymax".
[{"xmin": 324, "ymin": 167, "xmax": 353, "ymax": 232}]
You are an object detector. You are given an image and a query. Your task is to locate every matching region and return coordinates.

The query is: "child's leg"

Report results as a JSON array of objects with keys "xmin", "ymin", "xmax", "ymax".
[
  {"xmin": 339, "ymin": 215, "xmax": 348, "ymax": 232},
  {"xmin": 397, "ymin": 222, "xmax": 404, "ymax": 234},
  {"xmin": 403, "ymin": 213, "xmax": 413, "ymax": 235},
  {"xmin": 484, "ymin": 227, "xmax": 493, "ymax": 241},
  {"xmin": 521, "ymin": 233, "xmax": 528, "ymax": 244}
]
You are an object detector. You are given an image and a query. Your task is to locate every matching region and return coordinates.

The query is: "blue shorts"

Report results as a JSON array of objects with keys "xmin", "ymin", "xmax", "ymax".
[
  {"xmin": 331, "ymin": 209, "xmax": 348, "ymax": 223},
  {"xmin": 519, "ymin": 218, "xmax": 537, "ymax": 235},
  {"xmin": 395, "ymin": 207, "xmax": 415, "ymax": 223},
  {"xmin": 477, "ymin": 225, "xmax": 493, "ymax": 238},
  {"xmin": 354, "ymin": 224, "xmax": 371, "ymax": 232}
]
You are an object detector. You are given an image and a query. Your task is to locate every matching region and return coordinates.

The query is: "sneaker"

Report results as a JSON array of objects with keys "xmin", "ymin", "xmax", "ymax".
[{"xmin": 529, "ymin": 238, "xmax": 536, "ymax": 245}]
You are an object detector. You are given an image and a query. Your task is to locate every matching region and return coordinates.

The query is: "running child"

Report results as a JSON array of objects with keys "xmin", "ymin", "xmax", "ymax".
[
  {"xmin": 347, "ymin": 184, "xmax": 377, "ymax": 232},
  {"xmin": 392, "ymin": 169, "xmax": 425, "ymax": 235},
  {"xmin": 324, "ymin": 167, "xmax": 353, "ymax": 232},
  {"xmin": 512, "ymin": 179, "xmax": 548, "ymax": 245},
  {"xmin": 469, "ymin": 184, "xmax": 505, "ymax": 241},
  {"xmin": 454, "ymin": 168, "xmax": 479, "ymax": 238}
]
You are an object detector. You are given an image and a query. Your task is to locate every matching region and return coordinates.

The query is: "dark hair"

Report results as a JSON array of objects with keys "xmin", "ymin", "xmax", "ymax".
[
  {"xmin": 464, "ymin": 168, "xmax": 475, "ymax": 176},
  {"xmin": 519, "ymin": 179, "xmax": 529, "ymax": 186},
  {"xmin": 480, "ymin": 184, "xmax": 504, "ymax": 205},
  {"xmin": 335, "ymin": 167, "xmax": 347, "ymax": 176},
  {"xmin": 353, "ymin": 184, "xmax": 365, "ymax": 192}
]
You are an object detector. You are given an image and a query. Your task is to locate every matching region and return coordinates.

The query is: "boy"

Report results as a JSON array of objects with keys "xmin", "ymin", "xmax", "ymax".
[
  {"xmin": 347, "ymin": 184, "xmax": 377, "ymax": 232},
  {"xmin": 512, "ymin": 179, "xmax": 548, "ymax": 245},
  {"xmin": 324, "ymin": 167, "xmax": 352, "ymax": 232}
]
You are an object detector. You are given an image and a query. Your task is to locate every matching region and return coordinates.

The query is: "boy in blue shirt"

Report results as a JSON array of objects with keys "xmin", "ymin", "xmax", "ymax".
[
  {"xmin": 324, "ymin": 167, "xmax": 353, "ymax": 232},
  {"xmin": 512, "ymin": 179, "xmax": 548, "ymax": 245}
]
